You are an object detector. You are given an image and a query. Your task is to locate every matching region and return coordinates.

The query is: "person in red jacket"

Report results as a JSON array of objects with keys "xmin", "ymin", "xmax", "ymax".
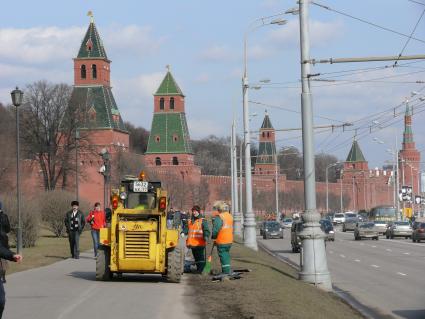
[{"xmin": 86, "ymin": 202, "xmax": 106, "ymax": 257}]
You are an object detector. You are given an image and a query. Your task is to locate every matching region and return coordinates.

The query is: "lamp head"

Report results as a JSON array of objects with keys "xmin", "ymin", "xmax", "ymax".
[{"xmin": 11, "ymin": 87, "xmax": 23, "ymax": 107}]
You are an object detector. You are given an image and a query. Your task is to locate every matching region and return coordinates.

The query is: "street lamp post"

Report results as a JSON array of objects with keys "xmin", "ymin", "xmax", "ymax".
[
  {"xmin": 232, "ymin": 120, "xmax": 242, "ymax": 236},
  {"xmin": 326, "ymin": 162, "xmax": 340, "ymax": 214},
  {"xmin": 11, "ymin": 87, "xmax": 24, "ymax": 254},
  {"xmin": 242, "ymin": 16, "xmax": 287, "ymax": 250},
  {"xmin": 274, "ymin": 154, "xmax": 279, "ymax": 220},
  {"xmin": 297, "ymin": 0, "xmax": 332, "ymax": 290},
  {"xmin": 100, "ymin": 149, "xmax": 111, "ymax": 209},
  {"xmin": 75, "ymin": 129, "xmax": 80, "ymax": 202}
]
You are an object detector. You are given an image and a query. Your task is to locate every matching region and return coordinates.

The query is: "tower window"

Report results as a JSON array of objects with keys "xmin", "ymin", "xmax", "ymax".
[
  {"xmin": 81, "ymin": 65, "xmax": 86, "ymax": 79},
  {"xmin": 170, "ymin": 97, "xmax": 175, "ymax": 110},
  {"xmin": 267, "ymin": 132, "xmax": 270, "ymax": 138},
  {"xmin": 155, "ymin": 136, "xmax": 160, "ymax": 143},
  {"xmin": 155, "ymin": 157, "xmax": 161, "ymax": 166},
  {"xmin": 172, "ymin": 157, "xmax": 179, "ymax": 165},
  {"xmin": 173, "ymin": 134, "xmax": 179, "ymax": 142},
  {"xmin": 92, "ymin": 64, "xmax": 97, "ymax": 79},
  {"xmin": 160, "ymin": 98, "xmax": 164, "ymax": 110},
  {"xmin": 262, "ymin": 132, "xmax": 265, "ymax": 138}
]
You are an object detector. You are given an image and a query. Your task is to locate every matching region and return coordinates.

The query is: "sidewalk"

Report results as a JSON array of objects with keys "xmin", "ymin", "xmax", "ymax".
[{"xmin": 4, "ymin": 252, "xmax": 196, "ymax": 319}]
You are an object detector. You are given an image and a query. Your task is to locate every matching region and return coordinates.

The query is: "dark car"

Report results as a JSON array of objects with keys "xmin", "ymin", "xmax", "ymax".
[
  {"xmin": 263, "ymin": 221, "xmax": 284, "ymax": 240},
  {"xmin": 320, "ymin": 219, "xmax": 335, "ymax": 241},
  {"xmin": 259, "ymin": 221, "xmax": 267, "ymax": 236},
  {"xmin": 412, "ymin": 222, "xmax": 425, "ymax": 243},
  {"xmin": 291, "ymin": 221, "xmax": 304, "ymax": 252}
]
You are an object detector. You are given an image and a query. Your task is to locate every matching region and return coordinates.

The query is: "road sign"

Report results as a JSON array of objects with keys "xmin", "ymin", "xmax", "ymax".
[
  {"xmin": 403, "ymin": 207, "xmax": 413, "ymax": 218},
  {"xmin": 401, "ymin": 186, "xmax": 413, "ymax": 202},
  {"xmin": 415, "ymin": 195, "xmax": 422, "ymax": 204}
]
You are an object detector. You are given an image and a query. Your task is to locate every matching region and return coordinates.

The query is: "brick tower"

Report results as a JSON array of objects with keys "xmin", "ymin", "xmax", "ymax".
[
  {"xmin": 68, "ymin": 15, "xmax": 129, "ymax": 205},
  {"xmin": 144, "ymin": 68, "xmax": 201, "ymax": 182},
  {"xmin": 342, "ymin": 139, "xmax": 369, "ymax": 211},
  {"xmin": 399, "ymin": 100, "xmax": 421, "ymax": 194},
  {"xmin": 254, "ymin": 112, "xmax": 278, "ymax": 175}
]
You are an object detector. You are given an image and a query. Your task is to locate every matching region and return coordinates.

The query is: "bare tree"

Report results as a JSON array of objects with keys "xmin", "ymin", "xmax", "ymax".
[
  {"xmin": 124, "ymin": 122, "xmax": 150, "ymax": 154},
  {"xmin": 315, "ymin": 152, "xmax": 340, "ymax": 182},
  {"xmin": 0, "ymin": 104, "xmax": 15, "ymax": 192}
]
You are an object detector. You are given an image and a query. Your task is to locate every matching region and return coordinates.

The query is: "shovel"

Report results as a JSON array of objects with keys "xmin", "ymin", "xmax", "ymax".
[{"xmin": 202, "ymin": 243, "xmax": 215, "ymax": 275}]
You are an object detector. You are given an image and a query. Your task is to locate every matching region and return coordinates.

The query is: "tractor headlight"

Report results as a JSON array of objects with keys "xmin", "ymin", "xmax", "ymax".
[{"xmin": 120, "ymin": 192, "xmax": 127, "ymax": 200}]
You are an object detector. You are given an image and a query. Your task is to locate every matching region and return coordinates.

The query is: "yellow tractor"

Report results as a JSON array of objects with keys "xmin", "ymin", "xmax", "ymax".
[{"xmin": 96, "ymin": 172, "xmax": 184, "ymax": 282}]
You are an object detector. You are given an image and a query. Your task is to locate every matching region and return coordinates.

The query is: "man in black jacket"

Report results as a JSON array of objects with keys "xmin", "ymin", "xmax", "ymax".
[
  {"xmin": 64, "ymin": 201, "xmax": 85, "ymax": 259},
  {"xmin": 0, "ymin": 244, "xmax": 22, "ymax": 318}
]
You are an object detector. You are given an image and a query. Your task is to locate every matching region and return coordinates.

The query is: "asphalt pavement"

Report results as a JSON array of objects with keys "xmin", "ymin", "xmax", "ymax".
[
  {"xmin": 259, "ymin": 226, "xmax": 425, "ymax": 319},
  {"xmin": 3, "ymin": 252, "xmax": 196, "ymax": 319}
]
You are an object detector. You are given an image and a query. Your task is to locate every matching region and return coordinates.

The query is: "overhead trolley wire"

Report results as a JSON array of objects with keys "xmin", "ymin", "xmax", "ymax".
[{"xmin": 312, "ymin": 1, "xmax": 425, "ymax": 45}]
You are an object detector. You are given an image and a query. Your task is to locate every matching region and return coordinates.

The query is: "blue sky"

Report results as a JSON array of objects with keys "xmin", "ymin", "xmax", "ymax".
[{"xmin": 1, "ymin": 0, "xmax": 424, "ymax": 168}]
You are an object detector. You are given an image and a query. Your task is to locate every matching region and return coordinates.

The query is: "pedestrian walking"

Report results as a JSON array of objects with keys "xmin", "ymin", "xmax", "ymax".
[
  {"xmin": 211, "ymin": 201, "xmax": 233, "ymax": 275},
  {"xmin": 0, "ymin": 203, "xmax": 10, "ymax": 283},
  {"xmin": 184, "ymin": 205, "xmax": 210, "ymax": 273},
  {"xmin": 86, "ymin": 202, "xmax": 106, "ymax": 257},
  {"xmin": 64, "ymin": 201, "xmax": 85, "ymax": 259},
  {"xmin": 0, "ymin": 242, "xmax": 22, "ymax": 319}
]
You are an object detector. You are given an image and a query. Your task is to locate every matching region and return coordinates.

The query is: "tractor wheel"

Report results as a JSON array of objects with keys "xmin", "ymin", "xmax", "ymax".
[
  {"xmin": 166, "ymin": 246, "xmax": 183, "ymax": 283},
  {"xmin": 96, "ymin": 247, "xmax": 112, "ymax": 281}
]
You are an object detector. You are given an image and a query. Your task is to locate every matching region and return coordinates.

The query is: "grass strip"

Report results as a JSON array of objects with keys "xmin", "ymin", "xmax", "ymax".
[{"xmin": 187, "ymin": 240, "xmax": 364, "ymax": 319}]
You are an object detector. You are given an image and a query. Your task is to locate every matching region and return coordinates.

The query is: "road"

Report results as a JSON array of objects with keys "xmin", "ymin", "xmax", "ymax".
[
  {"xmin": 259, "ymin": 226, "xmax": 425, "ymax": 319},
  {"xmin": 4, "ymin": 252, "xmax": 196, "ymax": 319}
]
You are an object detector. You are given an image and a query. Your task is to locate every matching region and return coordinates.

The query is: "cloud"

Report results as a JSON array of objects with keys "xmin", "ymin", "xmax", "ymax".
[
  {"xmin": 0, "ymin": 25, "xmax": 164, "ymax": 65},
  {"xmin": 266, "ymin": 19, "xmax": 344, "ymax": 49},
  {"xmin": 194, "ymin": 73, "xmax": 210, "ymax": 83},
  {"xmin": 0, "ymin": 26, "xmax": 84, "ymax": 64},
  {"xmin": 104, "ymin": 25, "xmax": 164, "ymax": 57},
  {"xmin": 199, "ymin": 45, "xmax": 236, "ymax": 62},
  {"xmin": 187, "ymin": 118, "xmax": 223, "ymax": 138}
]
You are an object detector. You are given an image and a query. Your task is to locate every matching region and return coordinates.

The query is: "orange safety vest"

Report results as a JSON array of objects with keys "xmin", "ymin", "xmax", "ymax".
[
  {"xmin": 216, "ymin": 212, "xmax": 234, "ymax": 245},
  {"xmin": 186, "ymin": 218, "xmax": 206, "ymax": 247}
]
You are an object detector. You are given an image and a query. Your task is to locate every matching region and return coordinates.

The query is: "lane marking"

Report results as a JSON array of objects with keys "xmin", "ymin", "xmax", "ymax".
[
  {"xmin": 386, "ymin": 249, "xmax": 392, "ymax": 252},
  {"xmin": 354, "ymin": 259, "xmax": 361, "ymax": 262},
  {"xmin": 404, "ymin": 252, "xmax": 410, "ymax": 255},
  {"xmin": 360, "ymin": 243, "xmax": 365, "ymax": 246},
  {"xmin": 340, "ymin": 254, "xmax": 346, "ymax": 258},
  {"xmin": 397, "ymin": 272, "xmax": 407, "ymax": 276},
  {"xmin": 371, "ymin": 245, "xmax": 377, "ymax": 248},
  {"xmin": 371, "ymin": 264, "xmax": 380, "ymax": 268},
  {"xmin": 329, "ymin": 251, "xmax": 334, "ymax": 254}
]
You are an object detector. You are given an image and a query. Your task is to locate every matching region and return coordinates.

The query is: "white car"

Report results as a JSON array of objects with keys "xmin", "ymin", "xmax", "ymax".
[{"xmin": 333, "ymin": 213, "xmax": 346, "ymax": 225}]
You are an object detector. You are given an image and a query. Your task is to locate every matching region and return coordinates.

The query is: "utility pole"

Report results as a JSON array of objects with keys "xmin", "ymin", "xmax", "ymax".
[
  {"xmin": 239, "ymin": 139, "xmax": 244, "ymax": 228},
  {"xmin": 275, "ymin": 154, "xmax": 279, "ymax": 220},
  {"xmin": 340, "ymin": 175, "xmax": 343, "ymax": 213},
  {"xmin": 297, "ymin": 0, "xmax": 332, "ymax": 291},
  {"xmin": 232, "ymin": 120, "xmax": 242, "ymax": 236},
  {"xmin": 230, "ymin": 124, "xmax": 235, "ymax": 216}
]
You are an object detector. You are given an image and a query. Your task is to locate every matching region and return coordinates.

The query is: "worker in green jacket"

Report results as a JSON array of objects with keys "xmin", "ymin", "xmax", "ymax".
[
  {"xmin": 183, "ymin": 205, "xmax": 210, "ymax": 272},
  {"xmin": 211, "ymin": 201, "xmax": 233, "ymax": 275}
]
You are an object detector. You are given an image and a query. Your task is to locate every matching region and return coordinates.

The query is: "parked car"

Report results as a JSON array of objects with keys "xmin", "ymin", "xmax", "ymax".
[
  {"xmin": 373, "ymin": 220, "xmax": 389, "ymax": 235},
  {"xmin": 385, "ymin": 221, "xmax": 412, "ymax": 239},
  {"xmin": 354, "ymin": 222, "xmax": 379, "ymax": 240},
  {"xmin": 282, "ymin": 218, "xmax": 293, "ymax": 229},
  {"xmin": 342, "ymin": 212, "xmax": 358, "ymax": 232},
  {"xmin": 320, "ymin": 219, "xmax": 335, "ymax": 241},
  {"xmin": 333, "ymin": 213, "xmax": 346, "ymax": 225},
  {"xmin": 412, "ymin": 222, "xmax": 425, "ymax": 243},
  {"xmin": 291, "ymin": 221, "xmax": 304, "ymax": 252},
  {"xmin": 263, "ymin": 221, "xmax": 284, "ymax": 239}
]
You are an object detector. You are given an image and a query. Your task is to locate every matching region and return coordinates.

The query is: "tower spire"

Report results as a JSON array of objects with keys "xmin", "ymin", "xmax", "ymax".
[
  {"xmin": 403, "ymin": 98, "xmax": 414, "ymax": 148},
  {"xmin": 87, "ymin": 10, "xmax": 94, "ymax": 24}
]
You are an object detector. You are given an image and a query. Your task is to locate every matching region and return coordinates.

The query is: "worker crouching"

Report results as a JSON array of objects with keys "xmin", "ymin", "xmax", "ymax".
[
  {"xmin": 212, "ymin": 201, "xmax": 233, "ymax": 275},
  {"xmin": 185, "ymin": 205, "xmax": 210, "ymax": 273}
]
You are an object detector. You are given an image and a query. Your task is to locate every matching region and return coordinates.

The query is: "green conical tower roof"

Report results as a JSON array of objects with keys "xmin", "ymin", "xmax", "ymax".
[
  {"xmin": 154, "ymin": 70, "xmax": 184, "ymax": 96},
  {"xmin": 146, "ymin": 70, "xmax": 192, "ymax": 154},
  {"xmin": 67, "ymin": 86, "xmax": 126, "ymax": 132},
  {"xmin": 346, "ymin": 140, "xmax": 366, "ymax": 162},
  {"xmin": 77, "ymin": 21, "xmax": 108, "ymax": 59},
  {"xmin": 261, "ymin": 113, "xmax": 274, "ymax": 129}
]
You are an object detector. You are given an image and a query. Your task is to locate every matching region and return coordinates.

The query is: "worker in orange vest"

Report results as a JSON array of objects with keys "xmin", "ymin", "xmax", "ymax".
[
  {"xmin": 185, "ymin": 205, "xmax": 210, "ymax": 273},
  {"xmin": 211, "ymin": 201, "xmax": 233, "ymax": 275}
]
